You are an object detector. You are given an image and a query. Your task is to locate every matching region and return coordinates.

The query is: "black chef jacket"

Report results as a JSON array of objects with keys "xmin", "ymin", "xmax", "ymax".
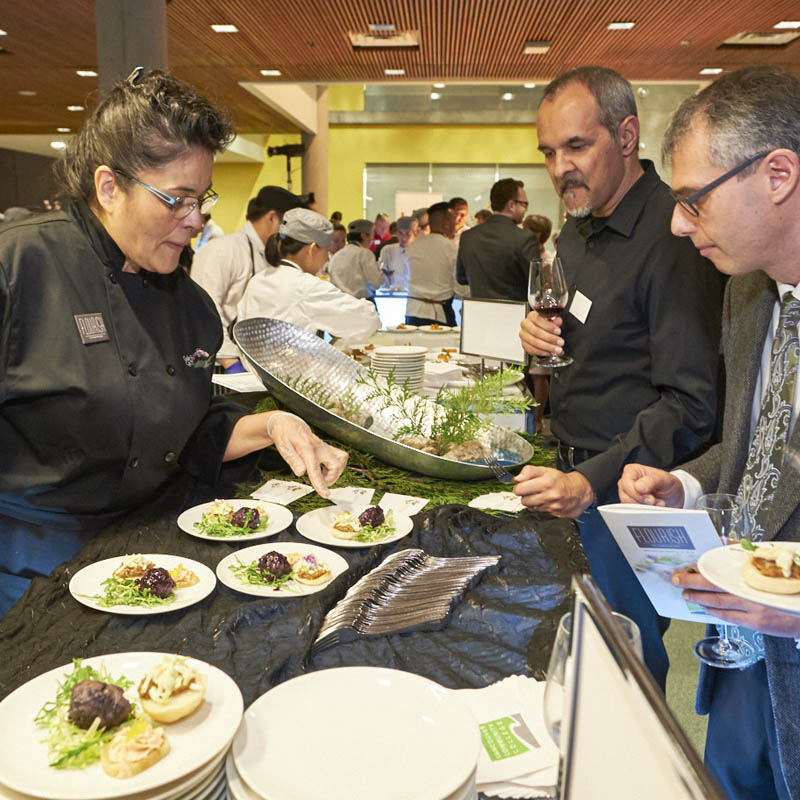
[
  {"xmin": 0, "ymin": 200, "xmax": 253, "ymax": 530},
  {"xmin": 550, "ymin": 160, "xmax": 725, "ymax": 499},
  {"xmin": 456, "ymin": 214, "xmax": 540, "ymax": 301}
]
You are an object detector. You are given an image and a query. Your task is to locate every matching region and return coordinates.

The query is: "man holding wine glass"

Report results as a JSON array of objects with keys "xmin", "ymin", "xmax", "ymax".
[
  {"xmin": 617, "ymin": 66, "xmax": 800, "ymax": 800},
  {"xmin": 514, "ymin": 66, "xmax": 725, "ymax": 691}
]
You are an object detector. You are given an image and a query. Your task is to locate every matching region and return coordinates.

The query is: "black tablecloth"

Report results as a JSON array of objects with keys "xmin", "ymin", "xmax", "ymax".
[{"xmin": 1, "ymin": 483, "xmax": 587, "ymax": 705}]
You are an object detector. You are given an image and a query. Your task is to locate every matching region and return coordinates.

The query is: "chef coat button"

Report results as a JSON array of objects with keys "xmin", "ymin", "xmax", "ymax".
[
  {"xmin": 163, "ymin": 451, "xmax": 177, "ymax": 463},
  {"xmin": 142, "ymin": 278, "xmax": 149, "ymax": 288},
  {"xmin": 129, "ymin": 457, "xmax": 139, "ymax": 468},
  {"xmin": 166, "ymin": 364, "xmax": 176, "ymax": 376},
  {"xmin": 108, "ymin": 272, "xmax": 117, "ymax": 284},
  {"xmin": 128, "ymin": 363, "xmax": 137, "ymax": 376},
  {"xmin": 554, "ymin": 371, "xmax": 560, "ymax": 379}
]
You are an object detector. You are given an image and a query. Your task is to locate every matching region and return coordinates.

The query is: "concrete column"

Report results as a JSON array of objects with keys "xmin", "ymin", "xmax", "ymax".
[
  {"xmin": 301, "ymin": 86, "xmax": 329, "ymax": 216},
  {"xmin": 95, "ymin": 0, "xmax": 168, "ymax": 94}
]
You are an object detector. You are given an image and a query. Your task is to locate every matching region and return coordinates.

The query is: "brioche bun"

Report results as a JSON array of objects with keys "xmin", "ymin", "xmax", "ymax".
[
  {"xmin": 140, "ymin": 674, "xmax": 207, "ymax": 723},
  {"xmin": 295, "ymin": 569, "xmax": 332, "ymax": 586},
  {"xmin": 101, "ymin": 724, "xmax": 170, "ymax": 778},
  {"xmin": 742, "ymin": 558, "xmax": 800, "ymax": 595}
]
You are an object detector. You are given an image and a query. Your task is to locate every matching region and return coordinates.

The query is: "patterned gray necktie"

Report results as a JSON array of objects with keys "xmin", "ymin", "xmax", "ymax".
[{"xmin": 736, "ymin": 291, "xmax": 800, "ymax": 541}]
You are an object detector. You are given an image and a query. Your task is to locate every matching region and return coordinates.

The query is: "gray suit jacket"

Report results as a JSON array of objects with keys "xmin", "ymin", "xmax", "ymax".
[{"xmin": 682, "ymin": 270, "xmax": 800, "ymax": 797}]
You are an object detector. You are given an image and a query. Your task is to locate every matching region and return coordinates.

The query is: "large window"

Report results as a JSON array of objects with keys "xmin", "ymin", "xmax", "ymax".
[{"xmin": 365, "ymin": 163, "xmax": 561, "ymax": 243}]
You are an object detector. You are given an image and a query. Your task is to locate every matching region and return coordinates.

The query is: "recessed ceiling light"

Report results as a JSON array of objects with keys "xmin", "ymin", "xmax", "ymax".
[
  {"xmin": 607, "ymin": 21, "xmax": 635, "ymax": 30},
  {"xmin": 502, "ymin": 92, "xmax": 514, "ymax": 101},
  {"xmin": 433, "ymin": 82, "xmax": 445, "ymax": 88},
  {"xmin": 430, "ymin": 92, "xmax": 441, "ymax": 100},
  {"xmin": 680, "ymin": 40, "xmax": 690, "ymax": 46},
  {"xmin": 699, "ymin": 68, "xmax": 723, "ymax": 75},
  {"xmin": 0, "ymin": 29, "xmax": 7, "ymax": 36},
  {"xmin": 369, "ymin": 23, "xmax": 395, "ymax": 32},
  {"xmin": 385, "ymin": 68, "xmax": 405, "ymax": 76},
  {"xmin": 524, "ymin": 83, "xmax": 536, "ymax": 88},
  {"xmin": 211, "ymin": 24, "xmax": 238, "ymax": 33},
  {"xmin": 774, "ymin": 21, "xmax": 800, "ymax": 29},
  {"xmin": 523, "ymin": 40, "xmax": 551, "ymax": 55},
  {"xmin": 50, "ymin": 141, "xmax": 67, "ymax": 150},
  {"xmin": 67, "ymin": 105, "xmax": 84, "ymax": 111},
  {"xmin": 57, "ymin": 127, "xmax": 71, "ymax": 133},
  {"xmin": 18, "ymin": 90, "xmax": 36, "ymax": 96},
  {"xmin": 260, "ymin": 69, "xmax": 281, "ymax": 76},
  {"xmin": 76, "ymin": 70, "xmax": 97, "ymax": 77}
]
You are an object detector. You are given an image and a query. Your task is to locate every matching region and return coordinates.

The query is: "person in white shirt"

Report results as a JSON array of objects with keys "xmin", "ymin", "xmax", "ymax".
[
  {"xmin": 194, "ymin": 214, "xmax": 224, "ymax": 250},
  {"xmin": 378, "ymin": 216, "xmax": 418, "ymax": 291},
  {"xmin": 192, "ymin": 185, "xmax": 303, "ymax": 368},
  {"xmin": 405, "ymin": 202, "xmax": 466, "ymax": 326},
  {"xmin": 238, "ymin": 208, "xmax": 380, "ymax": 344},
  {"xmin": 329, "ymin": 218, "xmax": 384, "ymax": 300}
]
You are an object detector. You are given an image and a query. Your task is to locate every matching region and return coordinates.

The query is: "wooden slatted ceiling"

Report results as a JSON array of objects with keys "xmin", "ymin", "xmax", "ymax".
[{"xmin": 0, "ymin": 0, "xmax": 798, "ymax": 135}]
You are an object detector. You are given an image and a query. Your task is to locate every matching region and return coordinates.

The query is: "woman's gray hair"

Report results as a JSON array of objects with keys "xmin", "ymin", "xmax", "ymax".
[
  {"xmin": 662, "ymin": 66, "xmax": 800, "ymax": 171},
  {"xmin": 55, "ymin": 69, "xmax": 235, "ymax": 202},
  {"xmin": 540, "ymin": 66, "xmax": 637, "ymax": 141}
]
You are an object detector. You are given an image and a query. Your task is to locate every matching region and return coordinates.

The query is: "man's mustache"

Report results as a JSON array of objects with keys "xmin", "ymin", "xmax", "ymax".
[{"xmin": 559, "ymin": 177, "xmax": 588, "ymax": 195}]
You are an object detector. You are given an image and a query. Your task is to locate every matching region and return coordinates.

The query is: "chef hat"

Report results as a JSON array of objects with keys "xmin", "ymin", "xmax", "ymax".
[
  {"xmin": 279, "ymin": 207, "xmax": 333, "ymax": 249},
  {"xmin": 395, "ymin": 216, "xmax": 415, "ymax": 231},
  {"xmin": 348, "ymin": 218, "xmax": 374, "ymax": 237}
]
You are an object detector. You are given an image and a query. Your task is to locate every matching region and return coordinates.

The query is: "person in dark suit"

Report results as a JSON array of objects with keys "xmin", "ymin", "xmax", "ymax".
[
  {"xmin": 455, "ymin": 178, "xmax": 540, "ymax": 301},
  {"xmin": 618, "ymin": 66, "xmax": 800, "ymax": 800}
]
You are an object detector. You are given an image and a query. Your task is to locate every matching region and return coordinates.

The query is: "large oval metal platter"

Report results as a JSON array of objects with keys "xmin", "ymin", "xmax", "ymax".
[{"xmin": 233, "ymin": 318, "xmax": 533, "ymax": 481}]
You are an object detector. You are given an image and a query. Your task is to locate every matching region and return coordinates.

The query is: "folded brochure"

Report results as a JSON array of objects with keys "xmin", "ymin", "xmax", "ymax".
[{"xmin": 598, "ymin": 504, "xmax": 726, "ymax": 625}]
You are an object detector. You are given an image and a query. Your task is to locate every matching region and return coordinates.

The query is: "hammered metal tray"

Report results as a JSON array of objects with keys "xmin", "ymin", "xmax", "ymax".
[{"xmin": 233, "ymin": 317, "xmax": 533, "ymax": 480}]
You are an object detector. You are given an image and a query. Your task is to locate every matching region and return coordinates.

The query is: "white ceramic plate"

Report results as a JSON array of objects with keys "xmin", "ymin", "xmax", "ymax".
[
  {"xmin": 0, "ymin": 652, "xmax": 243, "ymax": 800},
  {"xmin": 417, "ymin": 325, "xmax": 453, "ymax": 333},
  {"xmin": 698, "ymin": 543, "xmax": 800, "ymax": 617},
  {"xmin": 216, "ymin": 542, "xmax": 348, "ymax": 597},
  {"xmin": 373, "ymin": 345, "xmax": 428, "ymax": 356},
  {"xmin": 69, "ymin": 554, "xmax": 216, "ymax": 615},
  {"xmin": 295, "ymin": 506, "xmax": 414, "ymax": 548},
  {"xmin": 177, "ymin": 500, "xmax": 293, "ymax": 543},
  {"xmin": 232, "ymin": 667, "xmax": 480, "ymax": 800},
  {"xmin": 387, "ymin": 324, "xmax": 418, "ymax": 331},
  {"xmin": 224, "ymin": 751, "xmax": 260, "ymax": 800}
]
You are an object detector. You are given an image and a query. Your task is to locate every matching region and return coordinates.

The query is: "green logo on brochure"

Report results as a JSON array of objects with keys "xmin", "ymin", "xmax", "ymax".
[{"xmin": 479, "ymin": 715, "xmax": 535, "ymax": 761}]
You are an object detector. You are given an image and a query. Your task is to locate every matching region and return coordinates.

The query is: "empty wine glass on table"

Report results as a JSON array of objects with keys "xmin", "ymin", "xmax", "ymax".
[
  {"xmin": 693, "ymin": 493, "xmax": 759, "ymax": 669},
  {"xmin": 543, "ymin": 610, "xmax": 642, "ymax": 748},
  {"xmin": 528, "ymin": 257, "xmax": 573, "ymax": 368}
]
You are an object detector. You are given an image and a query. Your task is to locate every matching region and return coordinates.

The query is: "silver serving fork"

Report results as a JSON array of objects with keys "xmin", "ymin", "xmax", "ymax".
[{"xmin": 484, "ymin": 452, "xmax": 515, "ymax": 483}]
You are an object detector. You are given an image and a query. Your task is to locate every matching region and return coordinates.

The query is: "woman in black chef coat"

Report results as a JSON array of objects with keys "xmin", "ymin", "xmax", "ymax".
[{"xmin": 0, "ymin": 68, "xmax": 347, "ymax": 617}]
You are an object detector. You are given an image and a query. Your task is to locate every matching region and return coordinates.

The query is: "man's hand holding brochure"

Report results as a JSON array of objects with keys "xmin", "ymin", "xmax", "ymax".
[{"xmin": 598, "ymin": 504, "xmax": 728, "ymax": 624}]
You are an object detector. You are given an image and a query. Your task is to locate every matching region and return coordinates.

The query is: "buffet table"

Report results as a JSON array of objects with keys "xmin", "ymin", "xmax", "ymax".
[{"xmin": 0, "ymin": 476, "xmax": 586, "ymax": 705}]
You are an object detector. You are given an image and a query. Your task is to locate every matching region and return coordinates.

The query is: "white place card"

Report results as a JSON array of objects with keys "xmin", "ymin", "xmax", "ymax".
[
  {"xmin": 379, "ymin": 492, "xmax": 429, "ymax": 515},
  {"xmin": 250, "ymin": 478, "xmax": 314, "ymax": 505}
]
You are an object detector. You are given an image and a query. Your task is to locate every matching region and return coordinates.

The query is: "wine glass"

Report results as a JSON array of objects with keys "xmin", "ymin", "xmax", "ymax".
[
  {"xmin": 692, "ymin": 493, "xmax": 759, "ymax": 669},
  {"xmin": 528, "ymin": 257, "xmax": 573, "ymax": 368},
  {"xmin": 543, "ymin": 611, "xmax": 642, "ymax": 749}
]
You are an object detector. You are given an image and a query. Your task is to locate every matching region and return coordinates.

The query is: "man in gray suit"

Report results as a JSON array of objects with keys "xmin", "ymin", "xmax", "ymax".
[{"xmin": 618, "ymin": 66, "xmax": 800, "ymax": 800}]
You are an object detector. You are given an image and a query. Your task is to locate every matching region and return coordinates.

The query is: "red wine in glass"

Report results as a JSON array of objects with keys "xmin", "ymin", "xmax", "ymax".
[{"xmin": 528, "ymin": 257, "xmax": 573, "ymax": 368}]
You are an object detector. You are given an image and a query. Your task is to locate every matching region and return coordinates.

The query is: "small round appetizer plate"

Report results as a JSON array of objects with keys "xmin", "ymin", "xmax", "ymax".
[
  {"xmin": 216, "ymin": 542, "xmax": 348, "ymax": 597},
  {"xmin": 295, "ymin": 506, "xmax": 414, "ymax": 549},
  {"xmin": 69, "ymin": 554, "xmax": 216, "ymax": 615},
  {"xmin": 698, "ymin": 543, "xmax": 800, "ymax": 617},
  {"xmin": 0, "ymin": 652, "xmax": 242, "ymax": 800},
  {"xmin": 177, "ymin": 500, "xmax": 293, "ymax": 542}
]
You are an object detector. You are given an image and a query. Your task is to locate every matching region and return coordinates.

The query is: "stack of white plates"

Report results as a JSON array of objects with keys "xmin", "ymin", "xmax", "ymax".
[
  {"xmin": 370, "ymin": 345, "xmax": 428, "ymax": 392},
  {"xmin": 0, "ymin": 652, "xmax": 243, "ymax": 800},
  {"xmin": 228, "ymin": 667, "xmax": 480, "ymax": 800}
]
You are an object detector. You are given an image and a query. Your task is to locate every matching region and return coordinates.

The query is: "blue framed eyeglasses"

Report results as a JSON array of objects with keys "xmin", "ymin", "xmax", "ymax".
[
  {"xmin": 114, "ymin": 169, "xmax": 218, "ymax": 219},
  {"xmin": 671, "ymin": 151, "xmax": 769, "ymax": 217}
]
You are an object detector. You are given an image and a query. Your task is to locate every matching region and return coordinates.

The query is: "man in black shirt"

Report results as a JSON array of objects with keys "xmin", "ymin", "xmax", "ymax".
[
  {"xmin": 514, "ymin": 66, "xmax": 724, "ymax": 689},
  {"xmin": 456, "ymin": 178, "xmax": 540, "ymax": 301}
]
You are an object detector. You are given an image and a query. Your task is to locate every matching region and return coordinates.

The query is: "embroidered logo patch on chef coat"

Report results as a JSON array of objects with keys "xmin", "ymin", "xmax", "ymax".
[
  {"xmin": 183, "ymin": 348, "xmax": 211, "ymax": 368},
  {"xmin": 74, "ymin": 313, "xmax": 110, "ymax": 344}
]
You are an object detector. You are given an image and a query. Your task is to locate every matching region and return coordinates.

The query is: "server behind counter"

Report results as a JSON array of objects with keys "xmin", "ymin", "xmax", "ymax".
[{"xmin": 0, "ymin": 68, "xmax": 347, "ymax": 619}]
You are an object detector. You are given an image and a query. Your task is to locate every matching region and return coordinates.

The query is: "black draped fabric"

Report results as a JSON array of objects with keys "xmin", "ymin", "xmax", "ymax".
[{"xmin": 0, "ymin": 485, "xmax": 586, "ymax": 705}]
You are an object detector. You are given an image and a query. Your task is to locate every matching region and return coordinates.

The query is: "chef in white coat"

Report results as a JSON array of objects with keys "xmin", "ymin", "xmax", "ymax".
[{"xmin": 237, "ymin": 208, "xmax": 380, "ymax": 343}]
